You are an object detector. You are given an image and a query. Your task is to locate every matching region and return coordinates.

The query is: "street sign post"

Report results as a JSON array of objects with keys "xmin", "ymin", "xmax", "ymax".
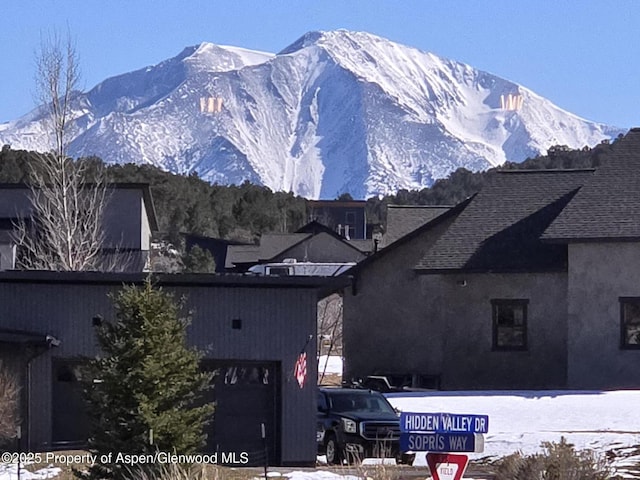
[
  {"xmin": 426, "ymin": 453, "xmax": 469, "ymax": 480},
  {"xmin": 400, "ymin": 410, "xmax": 488, "ymax": 478},
  {"xmin": 400, "ymin": 412, "xmax": 489, "ymax": 434},
  {"xmin": 400, "ymin": 432, "xmax": 484, "ymax": 453}
]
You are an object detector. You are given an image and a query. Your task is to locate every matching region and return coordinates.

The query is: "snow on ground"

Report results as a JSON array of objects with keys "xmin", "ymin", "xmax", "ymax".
[
  {"xmin": 265, "ymin": 472, "xmax": 359, "ymax": 480},
  {"xmin": 318, "ymin": 356, "xmax": 343, "ymax": 375},
  {"xmin": 0, "ymin": 464, "xmax": 60, "ymax": 480},
  {"xmin": 387, "ymin": 390, "xmax": 640, "ymax": 471},
  {"xmin": 3, "ymin": 386, "xmax": 640, "ymax": 480}
]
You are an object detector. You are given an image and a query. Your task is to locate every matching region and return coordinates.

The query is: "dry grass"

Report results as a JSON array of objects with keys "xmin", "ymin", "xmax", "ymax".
[
  {"xmin": 491, "ymin": 437, "xmax": 619, "ymax": 480},
  {"xmin": 318, "ymin": 373, "xmax": 342, "ymax": 386},
  {"xmin": 0, "ymin": 360, "xmax": 20, "ymax": 444},
  {"xmin": 16, "ymin": 450, "xmax": 91, "ymax": 480},
  {"xmin": 123, "ymin": 462, "xmax": 253, "ymax": 480},
  {"xmin": 353, "ymin": 462, "xmax": 402, "ymax": 480}
]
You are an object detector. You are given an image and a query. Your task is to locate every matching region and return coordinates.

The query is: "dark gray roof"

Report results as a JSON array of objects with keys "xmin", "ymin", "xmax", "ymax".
[
  {"xmin": 0, "ymin": 270, "xmax": 351, "ymax": 300},
  {"xmin": 225, "ymin": 224, "xmax": 368, "ymax": 268},
  {"xmin": 543, "ymin": 129, "xmax": 640, "ymax": 242},
  {"xmin": 416, "ymin": 169, "xmax": 594, "ymax": 273},
  {"xmin": 261, "ymin": 232, "xmax": 367, "ymax": 259},
  {"xmin": 343, "ymin": 239, "xmax": 371, "ymax": 253},
  {"xmin": 383, "ymin": 205, "xmax": 452, "ymax": 247},
  {"xmin": 347, "ymin": 197, "xmax": 473, "ymax": 277},
  {"xmin": 258, "ymin": 233, "xmax": 311, "ymax": 260},
  {"xmin": 225, "ymin": 245, "xmax": 260, "ymax": 267}
]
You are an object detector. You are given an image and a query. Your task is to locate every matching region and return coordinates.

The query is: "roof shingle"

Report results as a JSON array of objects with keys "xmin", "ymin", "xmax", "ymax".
[
  {"xmin": 543, "ymin": 129, "xmax": 640, "ymax": 241},
  {"xmin": 383, "ymin": 205, "xmax": 452, "ymax": 247},
  {"xmin": 258, "ymin": 233, "xmax": 311, "ymax": 260},
  {"xmin": 416, "ymin": 170, "xmax": 594, "ymax": 272}
]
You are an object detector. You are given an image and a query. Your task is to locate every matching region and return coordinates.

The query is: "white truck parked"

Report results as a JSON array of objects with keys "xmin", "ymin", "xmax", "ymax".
[{"xmin": 247, "ymin": 259, "xmax": 355, "ymax": 277}]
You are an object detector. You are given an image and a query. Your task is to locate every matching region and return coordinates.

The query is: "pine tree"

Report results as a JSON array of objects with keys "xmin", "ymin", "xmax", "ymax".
[
  {"xmin": 82, "ymin": 279, "xmax": 214, "ymax": 480},
  {"xmin": 182, "ymin": 245, "xmax": 216, "ymax": 273}
]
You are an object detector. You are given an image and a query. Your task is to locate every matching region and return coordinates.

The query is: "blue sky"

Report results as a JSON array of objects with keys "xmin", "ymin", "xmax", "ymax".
[{"xmin": 2, "ymin": 1, "xmax": 639, "ymax": 128}]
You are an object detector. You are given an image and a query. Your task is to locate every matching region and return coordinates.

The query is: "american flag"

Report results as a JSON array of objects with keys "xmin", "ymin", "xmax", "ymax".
[{"xmin": 294, "ymin": 351, "xmax": 307, "ymax": 388}]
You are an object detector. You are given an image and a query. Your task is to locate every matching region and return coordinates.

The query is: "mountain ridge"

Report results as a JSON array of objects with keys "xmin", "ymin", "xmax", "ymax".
[{"xmin": 0, "ymin": 30, "xmax": 625, "ymax": 199}]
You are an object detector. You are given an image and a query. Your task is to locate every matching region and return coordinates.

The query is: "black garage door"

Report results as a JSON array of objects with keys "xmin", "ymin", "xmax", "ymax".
[
  {"xmin": 52, "ymin": 358, "xmax": 280, "ymax": 463},
  {"xmin": 202, "ymin": 360, "xmax": 280, "ymax": 466},
  {"xmin": 52, "ymin": 360, "xmax": 90, "ymax": 448}
]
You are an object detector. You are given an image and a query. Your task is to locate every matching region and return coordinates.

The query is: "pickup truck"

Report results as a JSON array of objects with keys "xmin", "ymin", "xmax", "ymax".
[
  {"xmin": 360, "ymin": 374, "xmax": 439, "ymax": 392},
  {"xmin": 317, "ymin": 387, "xmax": 415, "ymax": 465}
]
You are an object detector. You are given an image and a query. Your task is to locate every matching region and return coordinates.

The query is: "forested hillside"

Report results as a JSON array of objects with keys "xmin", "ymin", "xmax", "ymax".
[
  {"xmin": 0, "ymin": 138, "xmax": 618, "ymax": 247},
  {"xmin": 0, "ymin": 146, "xmax": 307, "ymax": 247}
]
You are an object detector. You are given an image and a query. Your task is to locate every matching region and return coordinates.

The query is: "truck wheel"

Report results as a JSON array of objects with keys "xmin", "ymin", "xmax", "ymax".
[{"xmin": 325, "ymin": 434, "xmax": 342, "ymax": 465}]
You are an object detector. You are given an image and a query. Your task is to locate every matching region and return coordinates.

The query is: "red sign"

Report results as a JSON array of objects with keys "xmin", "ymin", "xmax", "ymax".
[{"xmin": 426, "ymin": 453, "xmax": 469, "ymax": 480}]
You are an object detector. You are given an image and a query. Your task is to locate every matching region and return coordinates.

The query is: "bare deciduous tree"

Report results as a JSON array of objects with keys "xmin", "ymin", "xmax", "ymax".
[
  {"xmin": 35, "ymin": 30, "xmax": 80, "ymax": 162},
  {"xmin": 0, "ymin": 361, "xmax": 20, "ymax": 443},
  {"xmin": 317, "ymin": 293, "xmax": 343, "ymax": 385},
  {"xmin": 13, "ymin": 31, "xmax": 111, "ymax": 271}
]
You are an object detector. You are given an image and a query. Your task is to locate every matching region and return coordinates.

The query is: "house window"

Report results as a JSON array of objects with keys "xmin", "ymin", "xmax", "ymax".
[
  {"xmin": 345, "ymin": 211, "xmax": 356, "ymax": 238},
  {"xmin": 491, "ymin": 299, "xmax": 528, "ymax": 350},
  {"xmin": 620, "ymin": 297, "xmax": 640, "ymax": 349},
  {"xmin": 345, "ymin": 211, "xmax": 356, "ymax": 226}
]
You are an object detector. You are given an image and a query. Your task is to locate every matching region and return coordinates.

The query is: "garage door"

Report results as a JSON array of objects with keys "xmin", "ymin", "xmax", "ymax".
[
  {"xmin": 202, "ymin": 360, "xmax": 280, "ymax": 466},
  {"xmin": 51, "ymin": 361, "xmax": 90, "ymax": 448}
]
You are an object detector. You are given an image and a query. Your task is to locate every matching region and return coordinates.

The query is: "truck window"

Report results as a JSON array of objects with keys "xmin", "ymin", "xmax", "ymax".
[{"xmin": 266, "ymin": 267, "xmax": 291, "ymax": 276}]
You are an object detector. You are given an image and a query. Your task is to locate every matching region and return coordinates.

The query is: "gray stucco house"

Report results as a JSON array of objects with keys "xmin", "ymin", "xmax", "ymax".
[
  {"xmin": 0, "ymin": 271, "xmax": 344, "ymax": 465},
  {"xmin": 344, "ymin": 128, "xmax": 640, "ymax": 390}
]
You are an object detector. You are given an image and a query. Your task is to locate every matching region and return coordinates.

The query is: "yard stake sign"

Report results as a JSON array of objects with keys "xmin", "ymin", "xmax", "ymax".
[{"xmin": 399, "ymin": 412, "xmax": 489, "ymax": 480}]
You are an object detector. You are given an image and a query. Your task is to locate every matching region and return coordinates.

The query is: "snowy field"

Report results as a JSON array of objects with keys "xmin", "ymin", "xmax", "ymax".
[
  {"xmin": 387, "ymin": 390, "xmax": 640, "ymax": 470},
  {"xmin": 318, "ymin": 355, "xmax": 343, "ymax": 375},
  {"xmin": 3, "ymin": 384, "xmax": 640, "ymax": 479},
  {"xmin": 0, "ymin": 464, "xmax": 60, "ymax": 480}
]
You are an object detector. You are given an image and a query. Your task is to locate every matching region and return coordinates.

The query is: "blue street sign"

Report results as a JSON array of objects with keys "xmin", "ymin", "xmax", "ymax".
[
  {"xmin": 400, "ymin": 412, "xmax": 489, "ymax": 434},
  {"xmin": 400, "ymin": 432, "xmax": 484, "ymax": 453}
]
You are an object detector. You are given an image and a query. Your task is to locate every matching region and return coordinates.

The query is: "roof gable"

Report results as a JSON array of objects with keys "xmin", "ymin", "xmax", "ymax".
[
  {"xmin": 296, "ymin": 220, "xmax": 340, "ymax": 236},
  {"xmin": 383, "ymin": 205, "xmax": 452, "ymax": 247},
  {"xmin": 543, "ymin": 129, "xmax": 640, "ymax": 242},
  {"xmin": 224, "ymin": 223, "xmax": 368, "ymax": 269},
  {"xmin": 258, "ymin": 233, "xmax": 311, "ymax": 260},
  {"xmin": 225, "ymin": 244, "xmax": 260, "ymax": 268},
  {"xmin": 416, "ymin": 170, "xmax": 593, "ymax": 273},
  {"xmin": 349, "ymin": 197, "xmax": 473, "ymax": 276},
  {"xmin": 270, "ymin": 231, "xmax": 367, "ymax": 263}
]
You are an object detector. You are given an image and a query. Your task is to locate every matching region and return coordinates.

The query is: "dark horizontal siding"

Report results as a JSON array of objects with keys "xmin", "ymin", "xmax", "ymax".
[{"xmin": 0, "ymin": 279, "xmax": 318, "ymax": 464}]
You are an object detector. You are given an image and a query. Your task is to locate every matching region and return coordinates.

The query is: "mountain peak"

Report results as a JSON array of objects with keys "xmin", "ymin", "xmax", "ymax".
[
  {"xmin": 278, "ymin": 31, "xmax": 325, "ymax": 55},
  {"xmin": 0, "ymin": 31, "xmax": 625, "ymax": 199},
  {"xmin": 184, "ymin": 42, "xmax": 274, "ymax": 72},
  {"xmin": 279, "ymin": 29, "xmax": 391, "ymax": 55}
]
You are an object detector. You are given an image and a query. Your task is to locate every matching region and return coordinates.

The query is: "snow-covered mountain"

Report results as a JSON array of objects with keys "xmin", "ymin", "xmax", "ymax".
[{"xmin": 0, "ymin": 30, "xmax": 625, "ymax": 199}]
